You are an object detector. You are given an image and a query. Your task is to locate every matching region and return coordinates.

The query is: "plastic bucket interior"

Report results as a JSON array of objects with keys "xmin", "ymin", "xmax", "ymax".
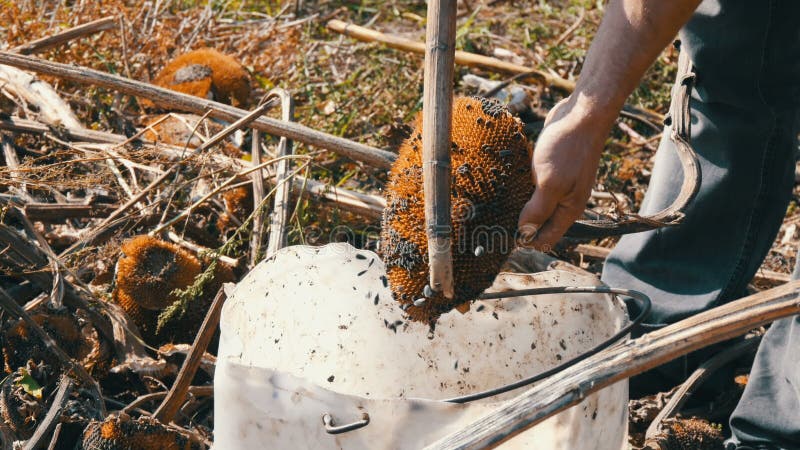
[{"xmin": 214, "ymin": 243, "xmax": 628, "ymax": 449}]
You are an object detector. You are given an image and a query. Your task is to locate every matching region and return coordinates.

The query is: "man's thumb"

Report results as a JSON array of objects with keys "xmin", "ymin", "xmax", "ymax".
[{"xmin": 517, "ymin": 188, "xmax": 558, "ymax": 247}]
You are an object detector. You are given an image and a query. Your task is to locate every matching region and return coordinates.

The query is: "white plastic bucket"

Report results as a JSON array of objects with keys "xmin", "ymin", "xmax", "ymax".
[{"xmin": 214, "ymin": 243, "xmax": 628, "ymax": 449}]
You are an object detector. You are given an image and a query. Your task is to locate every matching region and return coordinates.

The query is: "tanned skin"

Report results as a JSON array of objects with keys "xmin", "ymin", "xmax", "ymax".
[{"xmin": 517, "ymin": 0, "xmax": 703, "ymax": 250}]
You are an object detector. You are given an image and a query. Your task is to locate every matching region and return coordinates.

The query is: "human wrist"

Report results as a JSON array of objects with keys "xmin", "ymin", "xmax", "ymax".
[
  {"xmin": 550, "ymin": 94, "xmax": 619, "ymax": 155},
  {"xmin": 565, "ymin": 90, "xmax": 623, "ymax": 129}
]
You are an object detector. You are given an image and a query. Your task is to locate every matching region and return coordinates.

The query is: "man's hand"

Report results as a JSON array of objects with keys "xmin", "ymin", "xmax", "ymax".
[
  {"xmin": 516, "ymin": 0, "xmax": 702, "ymax": 250},
  {"xmin": 517, "ymin": 97, "xmax": 613, "ymax": 250}
]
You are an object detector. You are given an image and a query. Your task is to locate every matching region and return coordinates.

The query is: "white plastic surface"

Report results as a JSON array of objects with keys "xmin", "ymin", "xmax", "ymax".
[{"xmin": 215, "ymin": 243, "xmax": 628, "ymax": 449}]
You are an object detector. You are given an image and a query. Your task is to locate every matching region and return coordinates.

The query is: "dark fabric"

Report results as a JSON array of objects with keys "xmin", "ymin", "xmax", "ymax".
[
  {"xmin": 726, "ymin": 443, "xmax": 784, "ymax": 450},
  {"xmin": 603, "ymin": 0, "xmax": 799, "ymax": 330},
  {"xmin": 730, "ymin": 317, "xmax": 800, "ymax": 449},
  {"xmin": 599, "ymin": 0, "xmax": 800, "ymax": 447}
]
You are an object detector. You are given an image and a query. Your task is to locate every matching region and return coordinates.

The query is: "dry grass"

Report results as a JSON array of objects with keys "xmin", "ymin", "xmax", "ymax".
[{"xmin": 0, "ymin": 0, "xmax": 797, "ymax": 447}]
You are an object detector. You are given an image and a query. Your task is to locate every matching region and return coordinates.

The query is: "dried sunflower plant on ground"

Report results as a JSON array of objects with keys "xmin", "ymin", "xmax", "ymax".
[{"xmin": 0, "ymin": 0, "xmax": 797, "ymax": 448}]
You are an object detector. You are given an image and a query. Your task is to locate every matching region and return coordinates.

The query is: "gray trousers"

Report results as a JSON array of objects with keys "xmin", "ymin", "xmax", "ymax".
[{"xmin": 600, "ymin": 1, "xmax": 800, "ymax": 447}]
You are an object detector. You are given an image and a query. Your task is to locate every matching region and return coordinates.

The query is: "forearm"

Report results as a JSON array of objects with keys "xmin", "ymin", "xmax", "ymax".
[
  {"xmin": 517, "ymin": 0, "xmax": 703, "ymax": 248},
  {"xmin": 568, "ymin": 0, "xmax": 702, "ymax": 134}
]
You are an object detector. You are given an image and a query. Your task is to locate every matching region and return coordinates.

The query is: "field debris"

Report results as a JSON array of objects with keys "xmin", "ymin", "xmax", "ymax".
[
  {"xmin": 643, "ymin": 417, "xmax": 725, "ymax": 450},
  {"xmin": 0, "ymin": 1, "xmax": 796, "ymax": 448}
]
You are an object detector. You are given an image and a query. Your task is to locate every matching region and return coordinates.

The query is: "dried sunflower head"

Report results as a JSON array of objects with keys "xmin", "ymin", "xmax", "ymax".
[
  {"xmin": 147, "ymin": 48, "xmax": 251, "ymax": 108},
  {"xmin": 81, "ymin": 414, "xmax": 200, "ymax": 450},
  {"xmin": 380, "ymin": 96, "xmax": 534, "ymax": 322}
]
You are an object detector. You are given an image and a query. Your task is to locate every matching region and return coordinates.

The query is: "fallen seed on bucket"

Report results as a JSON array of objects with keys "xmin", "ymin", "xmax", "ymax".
[{"xmin": 474, "ymin": 245, "xmax": 485, "ymax": 257}]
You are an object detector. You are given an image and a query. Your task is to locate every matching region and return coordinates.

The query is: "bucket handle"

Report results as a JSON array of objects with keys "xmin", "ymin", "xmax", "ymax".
[
  {"xmin": 443, "ymin": 285, "xmax": 652, "ymax": 403},
  {"xmin": 322, "ymin": 412, "xmax": 371, "ymax": 434}
]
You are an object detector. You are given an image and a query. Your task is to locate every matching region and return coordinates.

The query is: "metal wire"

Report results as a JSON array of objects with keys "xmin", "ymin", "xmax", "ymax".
[{"xmin": 442, "ymin": 286, "xmax": 651, "ymax": 403}]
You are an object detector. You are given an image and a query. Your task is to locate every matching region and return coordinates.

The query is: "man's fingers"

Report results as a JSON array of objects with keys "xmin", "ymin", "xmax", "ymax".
[
  {"xmin": 527, "ymin": 203, "xmax": 582, "ymax": 250},
  {"xmin": 517, "ymin": 187, "xmax": 560, "ymax": 247}
]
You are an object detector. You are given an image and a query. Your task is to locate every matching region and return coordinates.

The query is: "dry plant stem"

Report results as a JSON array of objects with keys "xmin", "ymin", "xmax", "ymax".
[
  {"xmin": 0, "ymin": 116, "xmax": 126, "ymax": 143},
  {"xmin": 101, "ymin": 301, "xmax": 159, "ymax": 371},
  {"xmin": 63, "ymin": 100, "xmax": 275, "ymax": 256},
  {"xmin": 328, "ymin": 20, "xmax": 665, "ymax": 123},
  {"xmin": 590, "ymin": 190, "xmax": 629, "ymax": 205},
  {"xmin": 61, "ymin": 170, "xmax": 170, "ymax": 255},
  {"xmin": 1, "ymin": 134, "xmax": 31, "ymax": 201},
  {"xmin": 0, "ymin": 116, "xmax": 386, "ymax": 217},
  {"xmin": 11, "ymin": 209, "xmax": 66, "ymax": 310},
  {"xmin": 0, "ymin": 223, "xmax": 115, "ymax": 349},
  {"xmin": 122, "ymin": 392, "xmax": 168, "ymax": 414},
  {"xmin": 105, "ymin": 157, "xmax": 136, "ymax": 200},
  {"xmin": 643, "ymin": 334, "xmax": 762, "ymax": 443},
  {"xmin": 552, "ymin": 9, "xmax": 586, "ymax": 47},
  {"xmin": 153, "ymin": 289, "xmax": 226, "ymax": 423},
  {"xmin": 45, "ymin": 423, "xmax": 61, "ymax": 450},
  {"xmin": 108, "ymin": 112, "xmax": 177, "ymax": 151},
  {"xmin": 574, "ymin": 243, "xmax": 613, "ymax": 259},
  {"xmin": 620, "ymin": 106, "xmax": 663, "ymax": 131},
  {"xmin": 122, "ymin": 385, "xmax": 213, "ymax": 415},
  {"xmin": 756, "ymin": 270, "xmax": 792, "ymax": 284},
  {"xmin": 170, "ymin": 424, "xmax": 212, "ymax": 450},
  {"xmin": 23, "ymin": 293, "xmax": 49, "ymax": 313},
  {"xmin": 424, "ymin": 281, "xmax": 800, "ymax": 450},
  {"xmin": 22, "ymin": 203, "xmax": 117, "ymax": 221},
  {"xmin": 79, "ymin": 140, "xmax": 153, "ymax": 188},
  {"xmin": 0, "ymin": 114, "xmax": 381, "ymax": 196},
  {"xmin": 295, "ymin": 177, "xmax": 384, "ymax": 218},
  {"xmin": 117, "ymin": 16, "xmax": 132, "ymax": 79},
  {"xmin": 150, "ymin": 154, "xmax": 309, "ymax": 235},
  {"xmin": 0, "ymin": 116, "xmax": 222, "ymax": 171},
  {"xmin": 265, "ymin": 88, "xmax": 295, "ymax": 259},
  {"xmin": 153, "ymin": 102, "xmax": 273, "ymax": 229},
  {"xmin": 0, "ymin": 51, "xmax": 397, "ymax": 169},
  {"xmin": 11, "ymin": 16, "xmax": 118, "ymax": 55},
  {"xmin": 422, "ymin": 0, "xmax": 457, "ymax": 299},
  {"xmin": 328, "ymin": 19, "xmax": 574, "ymax": 92},
  {"xmin": 0, "ymin": 422, "xmax": 13, "ymax": 450},
  {"xmin": 60, "ymin": 213, "xmax": 162, "ymax": 260},
  {"xmin": 0, "ymin": 286, "xmax": 105, "ymax": 416},
  {"xmin": 0, "ymin": 65, "xmax": 83, "ymax": 129},
  {"xmin": 168, "ymin": 153, "xmax": 384, "ymax": 217},
  {"xmin": 22, "ymin": 376, "xmax": 73, "ymax": 450},
  {"xmin": 42, "ymin": 133, "xmax": 145, "ymax": 189},
  {"xmin": 250, "ymin": 129, "xmax": 266, "ymax": 266},
  {"xmin": 166, "ymin": 231, "xmax": 240, "ymax": 267},
  {"xmin": 180, "ymin": 107, "xmax": 244, "ymax": 155},
  {"xmin": 479, "ymin": 70, "xmax": 538, "ymax": 99},
  {"xmin": 0, "ymin": 223, "xmax": 70, "ymax": 304},
  {"xmin": 618, "ymin": 120, "xmax": 656, "ymax": 151}
]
